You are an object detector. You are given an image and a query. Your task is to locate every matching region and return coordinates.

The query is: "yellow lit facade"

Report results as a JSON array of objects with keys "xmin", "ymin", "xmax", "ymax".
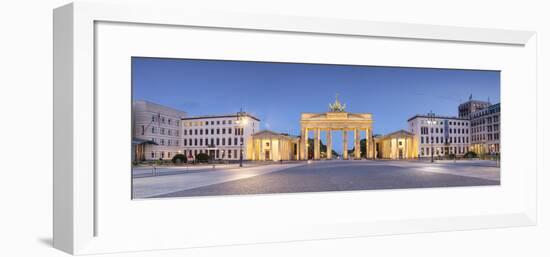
[
  {"xmin": 375, "ymin": 130, "xmax": 418, "ymax": 159},
  {"xmin": 247, "ymin": 130, "xmax": 300, "ymax": 161},
  {"xmin": 299, "ymin": 96, "xmax": 374, "ymax": 160}
]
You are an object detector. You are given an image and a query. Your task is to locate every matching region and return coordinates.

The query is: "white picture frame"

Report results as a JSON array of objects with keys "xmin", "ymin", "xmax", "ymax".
[{"xmin": 53, "ymin": 1, "xmax": 538, "ymax": 255}]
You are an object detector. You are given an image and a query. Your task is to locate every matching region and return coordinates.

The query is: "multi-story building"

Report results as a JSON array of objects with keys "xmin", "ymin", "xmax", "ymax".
[
  {"xmin": 469, "ymin": 103, "xmax": 500, "ymax": 155},
  {"xmin": 458, "ymin": 96, "xmax": 490, "ymax": 119},
  {"xmin": 407, "ymin": 114, "xmax": 471, "ymax": 158},
  {"xmin": 181, "ymin": 113, "xmax": 260, "ymax": 160},
  {"xmin": 132, "ymin": 100, "xmax": 187, "ymax": 161}
]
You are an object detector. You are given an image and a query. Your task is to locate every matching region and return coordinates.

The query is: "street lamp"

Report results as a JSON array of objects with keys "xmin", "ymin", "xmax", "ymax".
[
  {"xmin": 237, "ymin": 110, "xmax": 248, "ymax": 168},
  {"xmin": 428, "ymin": 111, "xmax": 435, "ymax": 163}
]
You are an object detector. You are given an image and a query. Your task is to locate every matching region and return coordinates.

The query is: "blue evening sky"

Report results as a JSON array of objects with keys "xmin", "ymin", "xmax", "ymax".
[{"xmin": 132, "ymin": 57, "xmax": 500, "ymax": 152}]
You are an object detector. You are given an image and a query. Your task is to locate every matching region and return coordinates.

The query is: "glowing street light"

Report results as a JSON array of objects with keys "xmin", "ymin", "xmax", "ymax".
[
  {"xmin": 427, "ymin": 111, "xmax": 436, "ymax": 163},
  {"xmin": 236, "ymin": 109, "xmax": 247, "ymax": 168}
]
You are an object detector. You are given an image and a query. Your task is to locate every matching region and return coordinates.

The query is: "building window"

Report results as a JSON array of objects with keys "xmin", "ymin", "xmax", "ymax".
[
  {"xmin": 228, "ymin": 128, "xmax": 232, "ymax": 134},
  {"xmin": 234, "ymin": 138, "xmax": 238, "ymax": 145},
  {"xmin": 228, "ymin": 138, "xmax": 232, "ymax": 145},
  {"xmin": 141, "ymin": 125, "xmax": 145, "ymax": 135},
  {"xmin": 217, "ymin": 128, "xmax": 220, "ymax": 134},
  {"xmin": 216, "ymin": 138, "xmax": 220, "ymax": 145},
  {"xmin": 222, "ymin": 128, "xmax": 226, "ymax": 134},
  {"xmin": 151, "ymin": 152, "xmax": 155, "ymax": 158},
  {"xmin": 151, "ymin": 127, "xmax": 155, "ymax": 134},
  {"xmin": 222, "ymin": 138, "xmax": 226, "ymax": 145},
  {"xmin": 205, "ymin": 129, "xmax": 209, "ymax": 135}
]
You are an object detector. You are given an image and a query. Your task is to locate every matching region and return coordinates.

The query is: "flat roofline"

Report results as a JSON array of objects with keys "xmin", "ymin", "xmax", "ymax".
[
  {"xmin": 407, "ymin": 114, "xmax": 470, "ymax": 122},
  {"xmin": 181, "ymin": 113, "xmax": 260, "ymax": 122},
  {"xmin": 458, "ymin": 99, "xmax": 490, "ymax": 105},
  {"xmin": 133, "ymin": 100, "xmax": 187, "ymax": 115}
]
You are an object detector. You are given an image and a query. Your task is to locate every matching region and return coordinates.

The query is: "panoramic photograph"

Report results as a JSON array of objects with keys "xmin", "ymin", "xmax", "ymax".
[{"xmin": 131, "ymin": 57, "xmax": 501, "ymax": 199}]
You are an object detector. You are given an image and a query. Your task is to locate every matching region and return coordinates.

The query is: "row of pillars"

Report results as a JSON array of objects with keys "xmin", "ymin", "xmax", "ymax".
[{"xmin": 300, "ymin": 127, "xmax": 375, "ymax": 160}]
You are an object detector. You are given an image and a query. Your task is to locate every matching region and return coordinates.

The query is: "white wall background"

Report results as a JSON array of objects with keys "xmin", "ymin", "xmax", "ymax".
[{"xmin": 0, "ymin": 0, "xmax": 547, "ymax": 256}]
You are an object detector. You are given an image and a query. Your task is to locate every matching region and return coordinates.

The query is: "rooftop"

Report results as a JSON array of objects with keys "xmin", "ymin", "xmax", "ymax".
[
  {"xmin": 181, "ymin": 112, "xmax": 260, "ymax": 121},
  {"xmin": 407, "ymin": 114, "xmax": 469, "ymax": 122},
  {"xmin": 252, "ymin": 130, "xmax": 299, "ymax": 139},
  {"xmin": 377, "ymin": 130, "xmax": 415, "ymax": 140}
]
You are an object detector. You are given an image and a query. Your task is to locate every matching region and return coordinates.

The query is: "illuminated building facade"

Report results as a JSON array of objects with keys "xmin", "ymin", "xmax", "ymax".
[
  {"xmin": 299, "ymin": 95, "xmax": 375, "ymax": 160},
  {"xmin": 469, "ymin": 103, "xmax": 500, "ymax": 155},
  {"xmin": 132, "ymin": 100, "xmax": 187, "ymax": 161},
  {"xmin": 374, "ymin": 130, "xmax": 418, "ymax": 159},
  {"xmin": 407, "ymin": 114, "xmax": 471, "ymax": 158},
  {"xmin": 181, "ymin": 113, "xmax": 260, "ymax": 160},
  {"xmin": 248, "ymin": 130, "xmax": 300, "ymax": 161}
]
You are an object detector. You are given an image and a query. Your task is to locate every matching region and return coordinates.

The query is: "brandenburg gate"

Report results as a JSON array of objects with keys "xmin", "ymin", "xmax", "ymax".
[{"xmin": 300, "ymin": 95, "xmax": 375, "ymax": 160}]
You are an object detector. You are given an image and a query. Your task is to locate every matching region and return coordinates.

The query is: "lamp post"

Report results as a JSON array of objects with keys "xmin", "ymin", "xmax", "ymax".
[
  {"xmin": 428, "ymin": 111, "xmax": 435, "ymax": 163},
  {"xmin": 237, "ymin": 110, "xmax": 248, "ymax": 168}
]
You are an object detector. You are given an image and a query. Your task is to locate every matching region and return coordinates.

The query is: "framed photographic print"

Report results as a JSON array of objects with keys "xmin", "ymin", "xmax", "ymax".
[{"xmin": 54, "ymin": 1, "xmax": 539, "ymax": 255}]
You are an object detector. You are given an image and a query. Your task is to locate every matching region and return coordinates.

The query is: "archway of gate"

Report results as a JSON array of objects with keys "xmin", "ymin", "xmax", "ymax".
[{"xmin": 299, "ymin": 112, "xmax": 374, "ymax": 160}]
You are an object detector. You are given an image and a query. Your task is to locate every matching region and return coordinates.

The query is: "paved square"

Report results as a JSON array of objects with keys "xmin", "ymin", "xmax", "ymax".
[{"xmin": 132, "ymin": 160, "xmax": 499, "ymax": 199}]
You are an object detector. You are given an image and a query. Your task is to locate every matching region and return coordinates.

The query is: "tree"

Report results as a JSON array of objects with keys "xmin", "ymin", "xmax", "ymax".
[
  {"xmin": 171, "ymin": 154, "xmax": 187, "ymax": 164},
  {"xmin": 464, "ymin": 151, "xmax": 477, "ymax": 158},
  {"xmin": 195, "ymin": 153, "xmax": 210, "ymax": 163}
]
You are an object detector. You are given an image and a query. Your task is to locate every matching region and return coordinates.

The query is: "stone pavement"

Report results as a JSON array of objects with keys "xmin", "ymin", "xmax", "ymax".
[
  {"xmin": 132, "ymin": 162, "xmax": 306, "ymax": 198},
  {"xmin": 140, "ymin": 160, "xmax": 500, "ymax": 198}
]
